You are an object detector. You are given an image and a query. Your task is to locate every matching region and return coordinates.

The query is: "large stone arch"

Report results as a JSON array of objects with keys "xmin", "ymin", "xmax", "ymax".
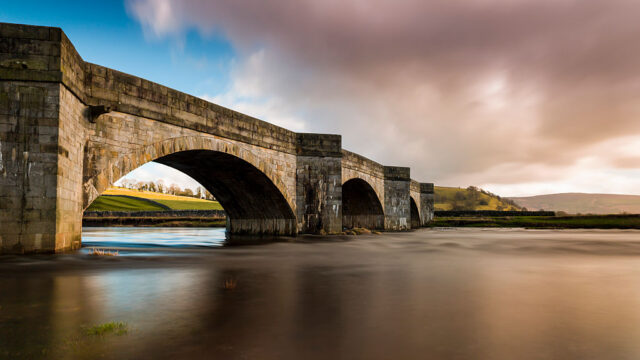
[
  {"xmin": 342, "ymin": 178, "xmax": 385, "ymax": 230},
  {"xmin": 83, "ymin": 135, "xmax": 297, "ymax": 236}
]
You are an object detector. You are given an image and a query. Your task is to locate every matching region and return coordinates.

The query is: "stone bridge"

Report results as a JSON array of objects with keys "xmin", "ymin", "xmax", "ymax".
[{"xmin": 0, "ymin": 23, "xmax": 434, "ymax": 253}]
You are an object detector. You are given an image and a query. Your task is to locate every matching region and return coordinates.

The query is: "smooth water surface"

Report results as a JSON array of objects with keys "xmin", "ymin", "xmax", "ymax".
[
  {"xmin": 3, "ymin": 228, "xmax": 640, "ymax": 359},
  {"xmin": 82, "ymin": 227, "xmax": 227, "ymax": 248}
]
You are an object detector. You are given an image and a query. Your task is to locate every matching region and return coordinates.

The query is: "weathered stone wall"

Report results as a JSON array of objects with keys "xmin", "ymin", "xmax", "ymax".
[
  {"xmin": 419, "ymin": 183, "xmax": 435, "ymax": 225},
  {"xmin": 295, "ymin": 134, "xmax": 342, "ymax": 234},
  {"xmin": 0, "ymin": 24, "xmax": 64, "ymax": 252},
  {"xmin": 384, "ymin": 167, "xmax": 411, "ymax": 230},
  {"xmin": 57, "ymin": 85, "xmax": 86, "ymax": 251},
  {"xmin": 0, "ymin": 81, "xmax": 60, "ymax": 253}
]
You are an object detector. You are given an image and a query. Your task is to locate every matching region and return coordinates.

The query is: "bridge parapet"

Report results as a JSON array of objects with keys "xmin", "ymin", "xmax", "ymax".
[{"xmin": 0, "ymin": 23, "xmax": 299, "ymax": 154}]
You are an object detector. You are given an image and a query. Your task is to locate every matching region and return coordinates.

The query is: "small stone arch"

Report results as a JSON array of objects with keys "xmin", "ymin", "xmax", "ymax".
[
  {"xmin": 410, "ymin": 196, "xmax": 420, "ymax": 229},
  {"xmin": 342, "ymin": 178, "xmax": 384, "ymax": 230}
]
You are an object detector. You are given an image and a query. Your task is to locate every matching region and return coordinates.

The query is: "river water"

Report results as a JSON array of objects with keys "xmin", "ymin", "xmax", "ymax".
[{"xmin": 3, "ymin": 228, "xmax": 640, "ymax": 359}]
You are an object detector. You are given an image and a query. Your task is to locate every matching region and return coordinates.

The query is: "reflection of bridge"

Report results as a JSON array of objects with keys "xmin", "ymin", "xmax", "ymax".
[{"xmin": 0, "ymin": 23, "xmax": 434, "ymax": 253}]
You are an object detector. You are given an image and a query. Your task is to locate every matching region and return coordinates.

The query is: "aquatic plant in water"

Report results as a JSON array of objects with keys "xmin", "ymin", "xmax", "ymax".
[{"xmin": 85, "ymin": 322, "xmax": 128, "ymax": 336}]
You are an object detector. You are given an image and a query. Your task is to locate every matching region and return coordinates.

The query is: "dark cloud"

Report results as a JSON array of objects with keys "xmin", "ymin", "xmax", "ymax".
[{"xmin": 128, "ymin": 0, "xmax": 640, "ymax": 195}]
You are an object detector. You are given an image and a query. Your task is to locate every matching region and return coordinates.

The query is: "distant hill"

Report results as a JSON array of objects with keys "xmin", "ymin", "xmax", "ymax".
[
  {"xmin": 435, "ymin": 186, "xmax": 522, "ymax": 211},
  {"xmin": 508, "ymin": 193, "xmax": 640, "ymax": 214}
]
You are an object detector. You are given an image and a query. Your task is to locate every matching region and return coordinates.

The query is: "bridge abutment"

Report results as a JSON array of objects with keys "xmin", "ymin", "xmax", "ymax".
[{"xmin": 0, "ymin": 80, "xmax": 85, "ymax": 252}]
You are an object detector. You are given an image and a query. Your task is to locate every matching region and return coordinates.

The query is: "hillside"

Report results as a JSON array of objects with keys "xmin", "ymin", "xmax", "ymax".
[
  {"xmin": 435, "ymin": 186, "xmax": 522, "ymax": 211},
  {"xmin": 86, "ymin": 187, "xmax": 223, "ymax": 212},
  {"xmin": 88, "ymin": 186, "xmax": 520, "ymax": 213},
  {"xmin": 508, "ymin": 193, "xmax": 640, "ymax": 214}
]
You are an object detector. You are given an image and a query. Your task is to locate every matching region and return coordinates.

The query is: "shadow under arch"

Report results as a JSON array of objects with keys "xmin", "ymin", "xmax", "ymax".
[
  {"xmin": 410, "ymin": 197, "xmax": 420, "ymax": 229},
  {"xmin": 156, "ymin": 150, "xmax": 296, "ymax": 236},
  {"xmin": 342, "ymin": 178, "xmax": 384, "ymax": 230}
]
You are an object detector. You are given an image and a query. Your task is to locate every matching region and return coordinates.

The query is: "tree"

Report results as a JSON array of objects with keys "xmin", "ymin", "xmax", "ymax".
[
  {"xmin": 168, "ymin": 183, "xmax": 181, "ymax": 195},
  {"xmin": 182, "ymin": 188, "xmax": 194, "ymax": 197},
  {"xmin": 147, "ymin": 181, "xmax": 157, "ymax": 193}
]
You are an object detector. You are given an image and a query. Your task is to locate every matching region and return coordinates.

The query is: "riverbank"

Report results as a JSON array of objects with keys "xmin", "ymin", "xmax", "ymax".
[
  {"xmin": 430, "ymin": 214, "xmax": 640, "ymax": 229},
  {"xmin": 83, "ymin": 210, "xmax": 226, "ymax": 227}
]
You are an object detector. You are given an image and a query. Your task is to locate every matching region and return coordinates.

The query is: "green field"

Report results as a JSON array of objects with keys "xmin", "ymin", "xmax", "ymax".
[
  {"xmin": 86, "ymin": 196, "xmax": 168, "ymax": 211},
  {"xmin": 86, "ymin": 188, "xmax": 223, "ymax": 212},
  {"xmin": 151, "ymin": 199, "xmax": 223, "ymax": 210},
  {"xmin": 431, "ymin": 215, "xmax": 640, "ymax": 229}
]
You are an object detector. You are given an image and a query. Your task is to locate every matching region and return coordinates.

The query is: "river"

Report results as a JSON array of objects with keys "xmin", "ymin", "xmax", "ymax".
[{"xmin": 3, "ymin": 227, "xmax": 640, "ymax": 359}]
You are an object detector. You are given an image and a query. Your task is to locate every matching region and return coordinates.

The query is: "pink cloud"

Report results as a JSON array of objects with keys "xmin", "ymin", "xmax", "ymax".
[{"xmin": 127, "ymin": 0, "xmax": 640, "ymax": 196}]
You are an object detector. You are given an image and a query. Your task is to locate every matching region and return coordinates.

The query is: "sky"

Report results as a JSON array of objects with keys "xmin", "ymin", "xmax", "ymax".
[{"xmin": 3, "ymin": 0, "xmax": 640, "ymax": 197}]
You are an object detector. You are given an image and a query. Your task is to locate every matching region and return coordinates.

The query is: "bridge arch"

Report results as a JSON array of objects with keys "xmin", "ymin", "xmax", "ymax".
[
  {"xmin": 83, "ymin": 135, "xmax": 297, "ymax": 236},
  {"xmin": 410, "ymin": 196, "xmax": 420, "ymax": 229},
  {"xmin": 342, "ymin": 178, "xmax": 384, "ymax": 230}
]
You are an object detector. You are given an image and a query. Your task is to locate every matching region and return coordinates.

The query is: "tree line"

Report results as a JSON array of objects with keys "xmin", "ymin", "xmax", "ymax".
[
  {"xmin": 435, "ymin": 186, "xmax": 524, "ymax": 211},
  {"xmin": 117, "ymin": 179, "xmax": 216, "ymax": 201}
]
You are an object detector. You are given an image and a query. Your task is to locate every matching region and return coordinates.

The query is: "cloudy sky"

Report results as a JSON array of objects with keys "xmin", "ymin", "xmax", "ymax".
[{"xmin": 4, "ymin": 0, "xmax": 640, "ymax": 196}]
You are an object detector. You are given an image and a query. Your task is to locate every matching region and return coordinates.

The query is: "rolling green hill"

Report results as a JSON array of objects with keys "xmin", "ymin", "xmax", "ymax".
[
  {"xmin": 86, "ymin": 195, "xmax": 168, "ymax": 212},
  {"xmin": 435, "ymin": 186, "xmax": 522, "ymax": 211},
  {"xmin": 86, "ymin": 188, "xmax": 223, "ymax": 212},
  {"xmin": 508, "ymin": 193, "xmax": 640, "ymax": 214}
]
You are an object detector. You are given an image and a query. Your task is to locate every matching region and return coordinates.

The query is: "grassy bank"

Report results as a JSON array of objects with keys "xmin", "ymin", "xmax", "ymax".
[
  {"xmin": 86, "ymin": 195, "xmax": 168, "ymax": 211},
  {"xmin": 430, "ymin": 214, "xmax": 640, "ymax": 229},
  {"xmin": 86, "ymin": 187, "xmax": 223, "ymax": 212}
]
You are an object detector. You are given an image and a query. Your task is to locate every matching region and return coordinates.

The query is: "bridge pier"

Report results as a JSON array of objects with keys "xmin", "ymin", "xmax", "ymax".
[
  {"xmin": 383, "ymin": 167, "xmax": 412, "ymax": 230},
  {"xmin": 295, "ymin": 134, "xmax": 343, "ymax": 234},
  {"xmin": 419, "ymin": 183, "xmax": 435, "ymax": 226}
]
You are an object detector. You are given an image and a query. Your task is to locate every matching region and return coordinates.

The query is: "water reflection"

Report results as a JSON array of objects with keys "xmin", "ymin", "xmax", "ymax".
[
  {"xmin": 3, "ymin": 228, "xmax": 640, "ymax": 359},
  {"xmin": 82, "ymin": 227, "xmax": 226, "ymax": 248}
]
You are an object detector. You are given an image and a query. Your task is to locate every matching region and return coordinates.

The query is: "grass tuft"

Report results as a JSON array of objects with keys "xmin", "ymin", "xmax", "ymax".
[
  {"xmin": 223, "ymin": 278, "xmax": 238, "ymax": 290},
  {"xmin": 85, "ymin": 321, "xmax": 128, "ymax": 336}
]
